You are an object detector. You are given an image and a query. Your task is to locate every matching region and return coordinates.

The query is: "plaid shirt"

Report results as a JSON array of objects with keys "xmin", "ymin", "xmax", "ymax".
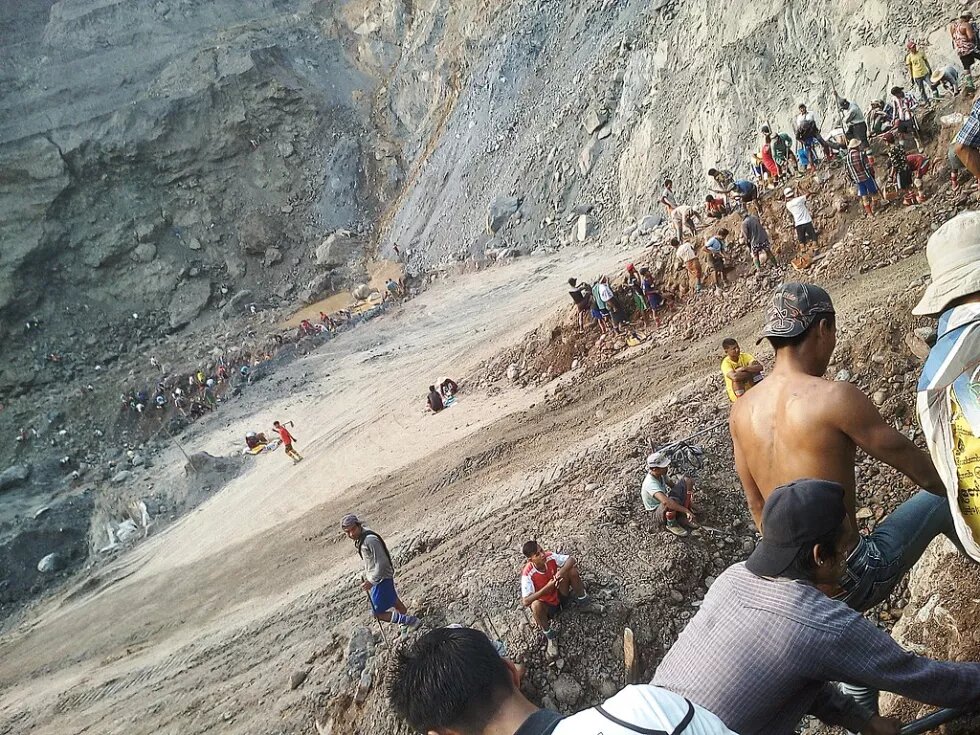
[
  {"xmin": 653, "ymin": 563, "xmax": 980, "ymax": 735},
  {"xmin": 843, "ymin": 148, "xmax": 874, "ymax": 183},
  {"xmin": 955, "ymin": 96, "xmax": 980, "ymax": 148},
  {"xmin": 916, "ymin": 303, "xmax": 980, "ymax": 561}
]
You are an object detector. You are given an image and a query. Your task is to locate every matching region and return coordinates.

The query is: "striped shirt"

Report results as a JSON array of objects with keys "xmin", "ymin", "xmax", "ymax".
[
  {"xmin": 916, "ymin": 303, "xmax": 980, "ymax": 561},
  {"xmin": 653, "ymin": 563, "xmax": 980, "ymax": 735}
]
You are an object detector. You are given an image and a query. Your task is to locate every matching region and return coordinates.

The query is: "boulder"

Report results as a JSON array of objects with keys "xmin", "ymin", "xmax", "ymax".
[
  {"xmin": 582, "ymin": 107, "xmax": 607, "ymax": 134},
  {"xmin": 576, "ymin": 215, "xmax": 591, "ymax": 242},
  {"xmin": 578, "ymin": 136, "xmax": 600, "ymax": 176},
  {"xmin": 352, "ymin": 283, "xmax": 373, "ymax": 300},
  {"xmin": 506, "ymin": 363, "xmax": 520, "ymax": 381},
  {"xmin": 226, "ymin": 290, "xmax": 254, "ymax": 314},
  {"xmin": 288, "ymin": 668, "xmax": 309, "ymax": 690},
  {"xmin": 168, "ymin": 279, "xmax": 212, "ymax": 329},
  {"xmin": 263, "ymin": 247, "xmax": 283, "ymax": 267},
  {"xmin": 552, "ymin": 674, "xmax": 583, "ymax": 707},
  {"xmin": 0, "ymin": 464, "xmax": 31, "ymax": 492},
  {"xmin": 315, "ymin": 232, "xmax": 359, "ymax": 268},
  {"xmin": 299, "ymin": 274, "xmax": 332, "ymax": 304},
  {"xmin": 637, "ymin": 214, "xmax": 661, "ymax": 235},
  {"xmin": 131, "ymin": 242, "xmax": 157, "ymax": 263},
  {"xmin": 37, "ymin": 552, "xmax": 65, "ymax": 573},
  {"xmin": 347, "ymin": 626, "xmax": 376, "ymax": 676},
  {"xmin": 111, "ymin": 470, "xmax": 133, "ymax": 484},
  {"xmin": 487, "ymin": 196, "xmax": 521, "ymax": 234}
]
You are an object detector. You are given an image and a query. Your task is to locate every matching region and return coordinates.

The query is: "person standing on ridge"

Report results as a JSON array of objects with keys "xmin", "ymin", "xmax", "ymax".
[
  {"xmin": 342, "ymin": 514, "xmax": 422, "ymax": 630},
  {"xmin": 273, "ymin": 420, "xmax": 303, "ymax": 463},
  {"xmin": 905, "ymin": 40, "xmax": 936, "ymax": 102}
]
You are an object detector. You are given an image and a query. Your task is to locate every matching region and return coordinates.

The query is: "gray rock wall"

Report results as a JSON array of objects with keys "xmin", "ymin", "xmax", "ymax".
[{"xmin": 0, "ymin": 0, "xmax": 969, "ymax": 388}]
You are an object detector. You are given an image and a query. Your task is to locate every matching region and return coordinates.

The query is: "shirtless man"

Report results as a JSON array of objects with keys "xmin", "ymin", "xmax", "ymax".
[{"xmin": 730, "ymin": 283, "xmax": 960, "ymax": 611}]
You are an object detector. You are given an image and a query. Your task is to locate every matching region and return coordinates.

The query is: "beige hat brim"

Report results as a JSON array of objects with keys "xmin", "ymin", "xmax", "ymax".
[{"xmin": 912, "ymin": 263, "xmax": 980, "ymax": 315}]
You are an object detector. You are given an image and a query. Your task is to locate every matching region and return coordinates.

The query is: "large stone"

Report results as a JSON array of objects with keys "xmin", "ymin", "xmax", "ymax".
[
  {"xmin": 131, "ymin": 242, "xmax": 157, "ymax": 263},
  {"xmin": 582, "ymin": 107, "xmax": 607, "ymax": 134},
  {"xmin": 578, "ymin": 136, "xmax": 600, "ymax": 176},
  {"xmin": 487, "ymin": 196, "xmax": 521, "ymax": 234},
  {"xmin": 352, "ymin": 283, "xmax": 373, "ymax": 300},
  {"xmin": 552, "ymin": 674, "xmax": 583, "ymax": 707},
  {"xmin": 346, "ymin": 626, "xmax": 376, "ymax": 676},
  {"xmin": 636, "ymin": 214, "xmax": 661, "ymax": 235},
  {"xmin": 37, "ymin": 552, "xmax": 65, "ymax": 573},
  {"xmin": 299, "ymin": 274, "xmax": 332, "ymax": 304},
  {"xmin": 167, "ymin": 279, "xmax": 212, "ymax": 329},
  {"xmin": 576, "ymin": 214, "xmax": 591, "ymax": 242},
  {"xmin": 0, "ymin": 464, "xmax": 31, "ymax": 492},
  {"xmin": 315, "ymin": 232, "xmax": 359, "ymax": 268}
]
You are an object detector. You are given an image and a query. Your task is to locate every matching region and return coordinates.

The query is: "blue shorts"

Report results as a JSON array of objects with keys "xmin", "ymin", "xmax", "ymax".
[
  {"xmin": 369, "ymin": 578, "xmax": 399, "ymax": 613},
  {"xmin": 591, "ymin": 307, "xmax": 603, "ymax": 320},
  {"xmin": 856, "ymin": 179, "xmax": 878, "ymax": 197}
]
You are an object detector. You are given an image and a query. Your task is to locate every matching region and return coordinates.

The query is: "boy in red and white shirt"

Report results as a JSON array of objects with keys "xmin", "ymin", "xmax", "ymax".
[
  {"xmin": 519, "ymin": 540, "xmax": 598, "ymax": 657},
  {"xmin": 273, "ymin": 420, "xmax": 303, "ymax": 464}
]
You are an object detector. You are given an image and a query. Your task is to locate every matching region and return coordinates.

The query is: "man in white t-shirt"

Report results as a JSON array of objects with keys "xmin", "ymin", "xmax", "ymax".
[
  {"xmin": 389, "ymin": 626, "xmax": 739, "ymax": 735},
  {"xmin": 783, "ymin": 186, "xmax": 817, "ymax": 246}
]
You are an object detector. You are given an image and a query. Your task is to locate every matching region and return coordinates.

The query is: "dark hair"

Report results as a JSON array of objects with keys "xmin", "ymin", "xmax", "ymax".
[
  {"xmin": 718, "ymin": 228, "xmax": 730, "ymax": 238},
  {"xmin": 705, "ymin": 195, "xmax": 714, "ymax": 202},
  {"xmin": 568, "ymin": 277, "xmax": 577, "ymax": 287},
  {"xmin": 707, "ymin": 167, "xmax": 718, "ymax": 176},
  {"xmin": 890, "ymin": 86, "xmax": 904, "ymax": 96},
  {"xmin": 428, "ymin": 385, "xmax": 436, "ymax": 392},
  {"xmin": 722, "ymin": 338, "xmax": 738, "ymax": 349},
  {"xmin": 782, "ymin": 524, "xmax": 844, "ymax": 581},
  {"xmin": 273, "ymin": 420, "xmax": 281, "ymax": 426},
  {"xmin": 522, "ymin": 540, "xmax": 540, "ymax": 558},
  {"xmin": 389, "ymin": 627, "xmax": 513, "ymax": 734},
  {"xmin": 664, "ymin": 178, "xmax": 672, "ymax": 186},
  {"xmin": 670, "ymin": 237, "xmax": 680, "ymax": 246},
  {"xmin": 768, "ymin": 313, "xmax": 836, "ymax": 350}
]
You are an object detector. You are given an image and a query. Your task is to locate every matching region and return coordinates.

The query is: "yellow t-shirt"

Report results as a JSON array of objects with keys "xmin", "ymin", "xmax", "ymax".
[
  {"xmin": 951, "ymin": 394, "xmax": 980, "ymax": 544},
  {"xmin": 906, "ymin": 51, "xmax": 929, "ymax": 79},
  {"xmin": 721, "ymin": 352, "xmax": 756, "ymax": 403}
]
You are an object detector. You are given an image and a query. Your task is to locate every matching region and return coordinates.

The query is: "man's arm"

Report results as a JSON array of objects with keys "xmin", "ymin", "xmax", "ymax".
[
  {"xmin": 832, "ymin": 383, "xmax": 943, "ymax": 493},
  {"xmin": 730, "ymin": 408, "xmax": 766, "ymax": 530},
  {"xmin": 655, "ymin": 491, "xmax": 693, "ymax": 517},
  {"xmin": 521, "ymin": 577, "xmax": 556, "ymax": 607},
  {"xmin": 828, "ymin": 613, "xmax": 980, "ymax": 711}
]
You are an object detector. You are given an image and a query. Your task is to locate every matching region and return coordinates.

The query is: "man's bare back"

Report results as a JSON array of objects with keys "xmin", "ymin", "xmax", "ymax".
[{"xmin": 731, "ymin": 367, "xmax": 943, "ymax": 549}]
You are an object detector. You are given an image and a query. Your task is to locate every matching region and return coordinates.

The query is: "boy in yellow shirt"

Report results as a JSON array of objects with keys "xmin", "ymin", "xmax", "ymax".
[{"xmin": 720, "ymin": 338, "xmax": 764, "ymax": 402}]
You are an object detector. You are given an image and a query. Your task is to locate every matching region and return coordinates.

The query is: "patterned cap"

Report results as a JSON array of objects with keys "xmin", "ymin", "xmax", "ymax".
[
  {"xmin": 341, "ymin": 513, "xmax": 361, "ymax": 529},
  {"xmin": 757, "ymin": 283, "xmax": 835, "ymax": 344}
]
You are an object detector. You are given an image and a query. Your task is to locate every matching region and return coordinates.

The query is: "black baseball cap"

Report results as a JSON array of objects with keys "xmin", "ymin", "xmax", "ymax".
[
  {"xmin": 757, "ymin": 282, "xmax": 835, "ymax": 344},
  {"xmin": 745, "ymin": 479, "xmax": 847, "ymax": 578}
]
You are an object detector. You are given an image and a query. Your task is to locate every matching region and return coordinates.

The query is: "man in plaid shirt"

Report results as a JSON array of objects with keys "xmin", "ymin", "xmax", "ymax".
[
  {"xmin": 843, "ymin": 139, "xmax": 879, "ymax": 216},
  {"xmin": 954, "ymin": 95, "xmax": 980, "ymax": 184},
  {"xmin": 653, "ymin": 480, "xmax": 980, "ymax": 735}
]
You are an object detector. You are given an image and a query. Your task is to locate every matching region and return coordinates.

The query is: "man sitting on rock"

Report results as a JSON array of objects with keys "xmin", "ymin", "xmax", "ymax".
[
  {"xmin": 641, "ymin": 451, "xmax": 698, "ymax": 537},
  {"xmin": 721, "ymin": 338, "xmax": 764, "ymax": 402},
  {"xmin": 519, "ymin": 540, "xmax": 597, "ymax": 657},
  {"xmin": 729, "ymin": 282, "xmax": 965, "ymax": 714},
  {"xmin": 653, "ymin": 479, "xmax": 980, "ymax": 735},
  {"xmin": 390, "ymin": 626, "xmax": 740, "ymax": 735}
]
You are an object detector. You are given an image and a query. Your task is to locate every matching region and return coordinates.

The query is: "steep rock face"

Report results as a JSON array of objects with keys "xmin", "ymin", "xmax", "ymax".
[{"xmin": 0, "ymin": 0, "xmax": 968, "ymax": 385}]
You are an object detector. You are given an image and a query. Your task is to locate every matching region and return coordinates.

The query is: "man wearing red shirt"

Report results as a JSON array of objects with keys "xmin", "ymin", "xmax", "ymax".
[
  {"xmin": 273, "ymin": 420, "xmax": 303, "ymax": 463},
  {"xmin": 520, "ymin": 540, "xmax": 597, "ymax": 657}
]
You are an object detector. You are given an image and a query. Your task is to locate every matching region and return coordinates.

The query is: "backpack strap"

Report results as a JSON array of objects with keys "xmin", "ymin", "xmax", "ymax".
[
  {"xmin": 515, "ymin": 709, "xmax": 564, "ymax": 735},
  {"xmin": 593, "ymin": 698, "xmax": 695, "ymax": 735}
]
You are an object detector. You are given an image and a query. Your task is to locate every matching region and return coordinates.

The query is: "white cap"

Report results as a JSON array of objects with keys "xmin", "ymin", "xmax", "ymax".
[
  {"xmin": 646, "ymin": 452, "xmax": 671, "ymax": 469},
  {"xmin": 783, "ymin": 187, "xmax": 794, "ymax": 197},
  {"xmin": 913, "ymin": 211, "xmax": 980, "ymax": 316}
]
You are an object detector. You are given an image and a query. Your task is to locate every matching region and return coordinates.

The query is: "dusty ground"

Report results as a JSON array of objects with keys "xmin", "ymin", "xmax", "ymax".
[{"xmin": 0, "ymin": 225, "xmax": 958, "ymax": 734}]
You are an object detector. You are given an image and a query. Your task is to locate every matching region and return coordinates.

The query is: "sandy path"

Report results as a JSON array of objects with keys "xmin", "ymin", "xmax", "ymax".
[{"xmin": 0, "ymin": 244, "xmax": 633, "ymax": 719}]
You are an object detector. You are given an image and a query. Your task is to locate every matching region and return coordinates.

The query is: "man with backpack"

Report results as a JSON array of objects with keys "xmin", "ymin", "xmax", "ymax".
[
  {"xmin": 794, "ymin": 103, "xmax": 832, "ymax": 161},
  {"xmin": 389, "ymin": 626, "xmax": 739, "ymax": 735},
  {"xmin": 342, "ymin": 514, "xmax": 421, "ymax": 630}
]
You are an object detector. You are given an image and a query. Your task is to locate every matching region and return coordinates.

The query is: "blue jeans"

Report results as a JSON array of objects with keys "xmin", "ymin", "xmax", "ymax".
[{"xmin": 837, "ymin": 491, "xmax": 961, "ymax": 723}]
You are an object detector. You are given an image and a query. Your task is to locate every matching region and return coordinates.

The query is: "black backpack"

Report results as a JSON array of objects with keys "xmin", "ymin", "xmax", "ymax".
[{"xmin": 356, "ymin": 530, "xmax": 393, "ymax": 566}]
